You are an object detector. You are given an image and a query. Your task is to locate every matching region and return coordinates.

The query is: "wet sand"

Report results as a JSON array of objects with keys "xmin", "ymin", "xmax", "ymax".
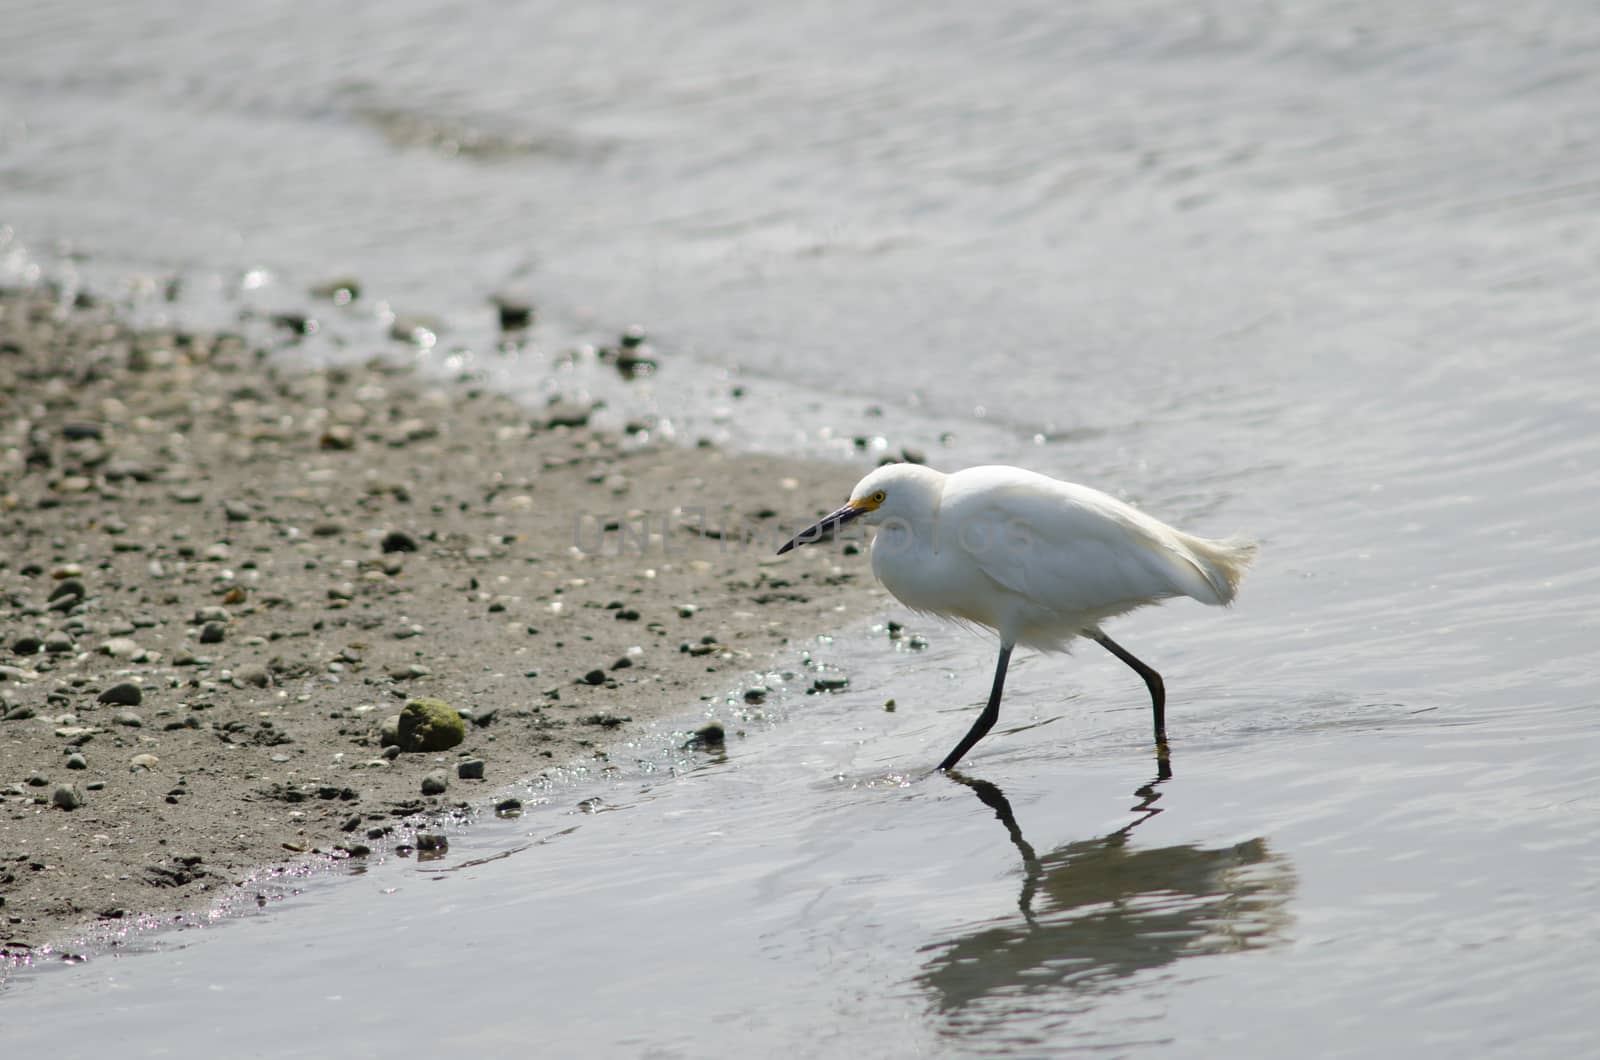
[{"xmin": 0, "ymin": 285, "xmax": 876, "ymax": 959}]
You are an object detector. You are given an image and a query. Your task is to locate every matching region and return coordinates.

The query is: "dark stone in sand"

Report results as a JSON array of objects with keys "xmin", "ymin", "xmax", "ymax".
[
  {"xmin": 581, "ymin": 713, "xmax": 630, "ymax": 728},
  {"xmin": 51, "ymin": 784, "xmax": 83, "ymax": 811},
  {"xmin": 456, "ymin": 758, "xmax": 485, "ymax": 780},
  {"xmin": 743, "ymin": 687, "xmax": 768, "ymax": 704},
  {"xmin": 381, "ymin": 529, "xmax": 419, "ymax": 553},
  {"xmin": 420, "ymin": 772, "xmax": 449, "ymax": 796},
  {"xmin": 65, "ymin": 753, "xmax": 87, "ymax": 770},
  {"xmin": 614, "ymin": 608, "xmax": 640, "ymax": 621},
  {"xmin": 112, "ymin": 710, "xmax": 144, "ymax": 728},
  {"xmin": 611, "ymin": 656, "xmax": 633, "ymax": 670},
  {"xmin": 99, "ymin": 681, "xmax": 143, "ymax": 706},
  {"xmin": 199, "ymin": 621, "xmax": 226, "ymax": 644},
  {"xmin": 811, "ymin": 675, "xmax": 850, "ymax": 693},
  {"xmin": 49, "ymin": 579, "xmax": 85, "ymax": 602},
  {"xmin": 582, "ymin": 669, "xmax": 606, "ymax": 685},
  {"xmin": 416, "ymin": 833, "xmax": 448, "ymax": 852},
  {"xmin": 542, "ymin": 400, "xmax": 593, "ymax": 429},
  {"xmin": 495, "ymin": 798, "xmax": 523, "ymax": 817},
  {"xmin": 61, "ymin": 422, "xmax": 103, "ymax": 441},
  {"xmin": 492, "ymin": 295, "xmax": 534, "ymax": 330},
  {"xmin": 320, "ymin": 425, "xmax": 357, "ymax": 450},
  {"xmin": 397, "ymin": 697, "xmax": 465, "ymax": 752},
  {"xmin": 11, "ymin": 635, "xmax": 42, "ymax": 656},
  {"xmin": 693, "ymin": 721, "xmax": 726, "ymax": 748},
  {"xmin": 619, "ymin": 326, "xmax": 647, "ymax": 349}
]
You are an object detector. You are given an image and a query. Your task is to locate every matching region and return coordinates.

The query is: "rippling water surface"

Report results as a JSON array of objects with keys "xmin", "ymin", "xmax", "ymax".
[{"xmin": 3, "ymin": 0, "xmax": 1600, "ymax": 1055}]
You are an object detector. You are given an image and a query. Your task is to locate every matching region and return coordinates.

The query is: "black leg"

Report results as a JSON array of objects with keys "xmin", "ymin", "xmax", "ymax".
[
  {"xmin": 1093, "ymin": 633, "xmax": 1167, "ymax": 745},
  {"xmin": 937, "ymin": 643, "xmax": 1013, "ymax": 771}
]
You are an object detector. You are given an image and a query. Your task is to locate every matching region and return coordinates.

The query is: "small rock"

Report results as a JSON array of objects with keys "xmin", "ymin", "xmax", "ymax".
[
  {"xmin": 611, "ymin": 656, "xmax": 634, "ymax": 670},
  {"xmin": 743, "ymin": 687, "xmax": 768, "ymax": 704},
  {"xmin": 43, "ymin": 630, "xmax": 75, "ymax": 654},
  {"xmin": 99, "ymin": 682, "xmax": 143, "ymax": 706},
  {"xmin": 26, "ymin": 772, "xmax": 49, "ymax": 787},
  {"xmin": 420, "ymin": 771, "xmax": 449, "ymax": 796},
  {"xmin": 456, "ymin": 758, "xmax": 485, "ymax": 780},
  {"xmin": 320, "ymin": 425, "xmax": 357, "ymax": 451},
  {"xmin": 495, "ymin": 798, "xmax": 523, "ymax": 817},
  {"xmin": 582, "ymin": 669, "xmax": 606, "ymax": 686},
  {"xmin": 48, "ymin": 579, "xmax": 86, "ymax": 602},
  {"xmin": 492, "ymin": 295, "xmax": 534, "ymax": 330},
  {"xmin": 416, "ymin": 833, "xmax": 448, "ymax": 852},
  {"xmin": 234, "ymin": 665, "xmax": 271, "ymax": 688},
  {"xmin": 380, "ymin": 530, "xmax": 419, "ymax": 554},
  {"xmin": 195, "ymin": 606, "xmax": 231, "ymax": 624},
  {"xmin": 378, "ymin": 714, "xmax": 401, "ymax": 746},
  {"xmin": 397, "ymin": 697, "xmax": 465, "ymax": 752},
  {"xmin": 111, "ymin": 710, "xmax": 144, "ymax": 728},
  {"xmin": 581, "ymin": 712, "xmax": 630, "ymax": 728},
  {"xmin": 542, "ymin": 400, "xmax": 593, "ymax": 429},
  {"xmin": 812, "ymin": 675, "xmax": 850, "ymax": 693},
  {"xmin": 51, "ymin": 784, "xmax": 83, "ymax": 811},
  {"xmin": 693, "ymin": 721, "xmax": 726, "ymax": 748},
  {"xmin": 199, "ymin": 622, "xmax": 226, "ymax": 644},
  {"xmin": 100, "ymin": 637, "xmax": 141, "ymax": 659},
  {"xmin": 11, "ymin": 634, "xmax": 42, "ymax": 656},
  {"xmin": 65, "ymin": 753, "xmax": 87, "ymax": 770},
  {"xmin": 128, "ymin": 753, "xmax": 160, "ymax": 772}
]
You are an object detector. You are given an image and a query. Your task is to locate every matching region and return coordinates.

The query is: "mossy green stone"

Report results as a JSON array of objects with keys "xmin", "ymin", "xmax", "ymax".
[{"xmin": 397, "ymin": 697, "xmax": 465, "ymax": 752}]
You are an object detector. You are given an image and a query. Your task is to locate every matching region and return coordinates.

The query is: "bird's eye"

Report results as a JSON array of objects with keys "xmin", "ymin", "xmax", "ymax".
[{"xmin": 872, "ymin": 490, "xmax": 886, "ymax": 504}]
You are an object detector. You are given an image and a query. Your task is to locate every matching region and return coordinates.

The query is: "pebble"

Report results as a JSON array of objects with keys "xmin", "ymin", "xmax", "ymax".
[
  {"xmin": 99, "ymin": 682, "xmax": 144, "ymax": 706},
  {"xmin": 494, "ymin": 798, "xmax": 523, "ymax": 817},
  {"xmin": 543, "ymin": 400, "xmax": 593, "ymax": 429},
  {"xmin": 65, "ymin": 753, "xmax": 87, "ymax": 770},
  {"xmin": 693, "ymin": 721, "xmax": 726, "ymax": 748},
  {"xmin": 235, "ymin": 665, "xmax": 271, "ymax": 688},
  {"xmin": 43, "ymin": 630, "xmax": 75, "ymax": 653},
  {"xmin": 812, "ymin": 675, "xmax": 850, "ymax": 693},
  {"xmin": 195, "ymin": 606, "xmax": 231, "ymax": 624},
  {"xmin": 12, "ymin": 634, "xmax": 42, "ymax": 656},
  {"xmin": 51, "ymin": 784, "xmax": 83, "ymax": 811},
  {"xmin": 397, "ymin": 697, "xmax": 465, "ymax": 752},
  {"xmin": 320, "ymin": 424, "xmax": 357, "ymax": 450},
  {"xmin": 112, "ymin": 710, "xmax": 144, "ymax": 727},
  {"xmin": 582, "ymin": 669, "xmax": 606, "ymax": 685},
  {"xmin": 199, "ymin": 622, "xmax": 226, "ymax": 644},
  {"xmin": 420, "ymin": 771, "xmax": 449, "ymax": 796},
  {"xmin": 743, "ymin": 687, "xmax": 768, "ymax": 704},
  {"xmin": 129, "ymin": 753, "xmax": 160, "ymax": 771},
  {"xmin": 493, "ymin": 296, "xmax": 534, "ymax": 330},
  {"xmin": 456, "ymin": 758, "xmax": 485, "ymax": 780},
  {"xmin": 48, "ymin": 579, "xmax": 86, "ymax": 602},
  {"xmin": 100, "ymin": 637, "xmax": 141, "ymax": 659}
]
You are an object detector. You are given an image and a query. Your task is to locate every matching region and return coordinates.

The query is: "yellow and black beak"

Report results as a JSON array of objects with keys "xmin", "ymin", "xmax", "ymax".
[{"xmin": 776, "ymin": 499, "xmax": 871, "ymax": 555}]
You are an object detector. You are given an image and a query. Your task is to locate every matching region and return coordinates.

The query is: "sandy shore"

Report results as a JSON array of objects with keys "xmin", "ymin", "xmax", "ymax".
[{"xmin": 0, "ymin": 284, "xmax": 878, "ymax": 961}]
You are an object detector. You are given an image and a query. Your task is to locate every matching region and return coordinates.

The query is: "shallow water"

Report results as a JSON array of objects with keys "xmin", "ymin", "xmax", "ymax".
[{"xmin": 5, "ymin": 0, "xmax": 1600, "ymax": 1055}]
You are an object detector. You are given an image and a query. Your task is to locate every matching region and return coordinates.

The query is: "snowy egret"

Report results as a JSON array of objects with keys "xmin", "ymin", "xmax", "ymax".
[{"xmin": 777, "ymin": 463, "xmax": 1256, "ymax": 770}]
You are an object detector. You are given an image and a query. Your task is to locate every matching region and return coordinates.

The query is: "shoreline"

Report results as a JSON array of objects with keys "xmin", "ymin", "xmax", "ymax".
[{"xmin": 0, "ymin": 283, "xmax": 879, "ymax": 963}]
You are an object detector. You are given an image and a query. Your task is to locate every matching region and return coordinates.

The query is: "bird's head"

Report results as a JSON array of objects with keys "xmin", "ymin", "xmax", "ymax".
[{"xmin": 776, "ymin": 463, "xmax": 943, "ymax": 554}]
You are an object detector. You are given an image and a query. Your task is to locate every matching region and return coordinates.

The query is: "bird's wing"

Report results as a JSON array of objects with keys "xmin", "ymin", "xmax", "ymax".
[{"xmin": 939, "ymin": 470, "xmax": 1219, "ymax": 616}]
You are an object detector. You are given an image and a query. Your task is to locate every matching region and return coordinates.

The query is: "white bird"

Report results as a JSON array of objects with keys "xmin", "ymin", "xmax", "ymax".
[{"xmin": 777, "ymin": 463, "xmax": 1256, "ymax": 770}]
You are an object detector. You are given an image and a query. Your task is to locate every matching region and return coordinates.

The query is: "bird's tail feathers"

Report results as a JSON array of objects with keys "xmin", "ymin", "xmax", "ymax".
[{"xmin": 1181, "ymin": 534, "xmax": 1258, "ymax": 605}]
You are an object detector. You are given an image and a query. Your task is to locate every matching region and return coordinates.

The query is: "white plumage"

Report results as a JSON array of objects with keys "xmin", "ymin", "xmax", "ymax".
[{"xmin": 777, "ymin": 462, "xmax": 1256, "ymax": 770}]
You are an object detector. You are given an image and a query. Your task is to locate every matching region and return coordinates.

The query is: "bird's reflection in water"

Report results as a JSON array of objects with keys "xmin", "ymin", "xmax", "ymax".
[{"xmin": 917, "ymin": 757, "xmax": 1295, "ymax": 1042}]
